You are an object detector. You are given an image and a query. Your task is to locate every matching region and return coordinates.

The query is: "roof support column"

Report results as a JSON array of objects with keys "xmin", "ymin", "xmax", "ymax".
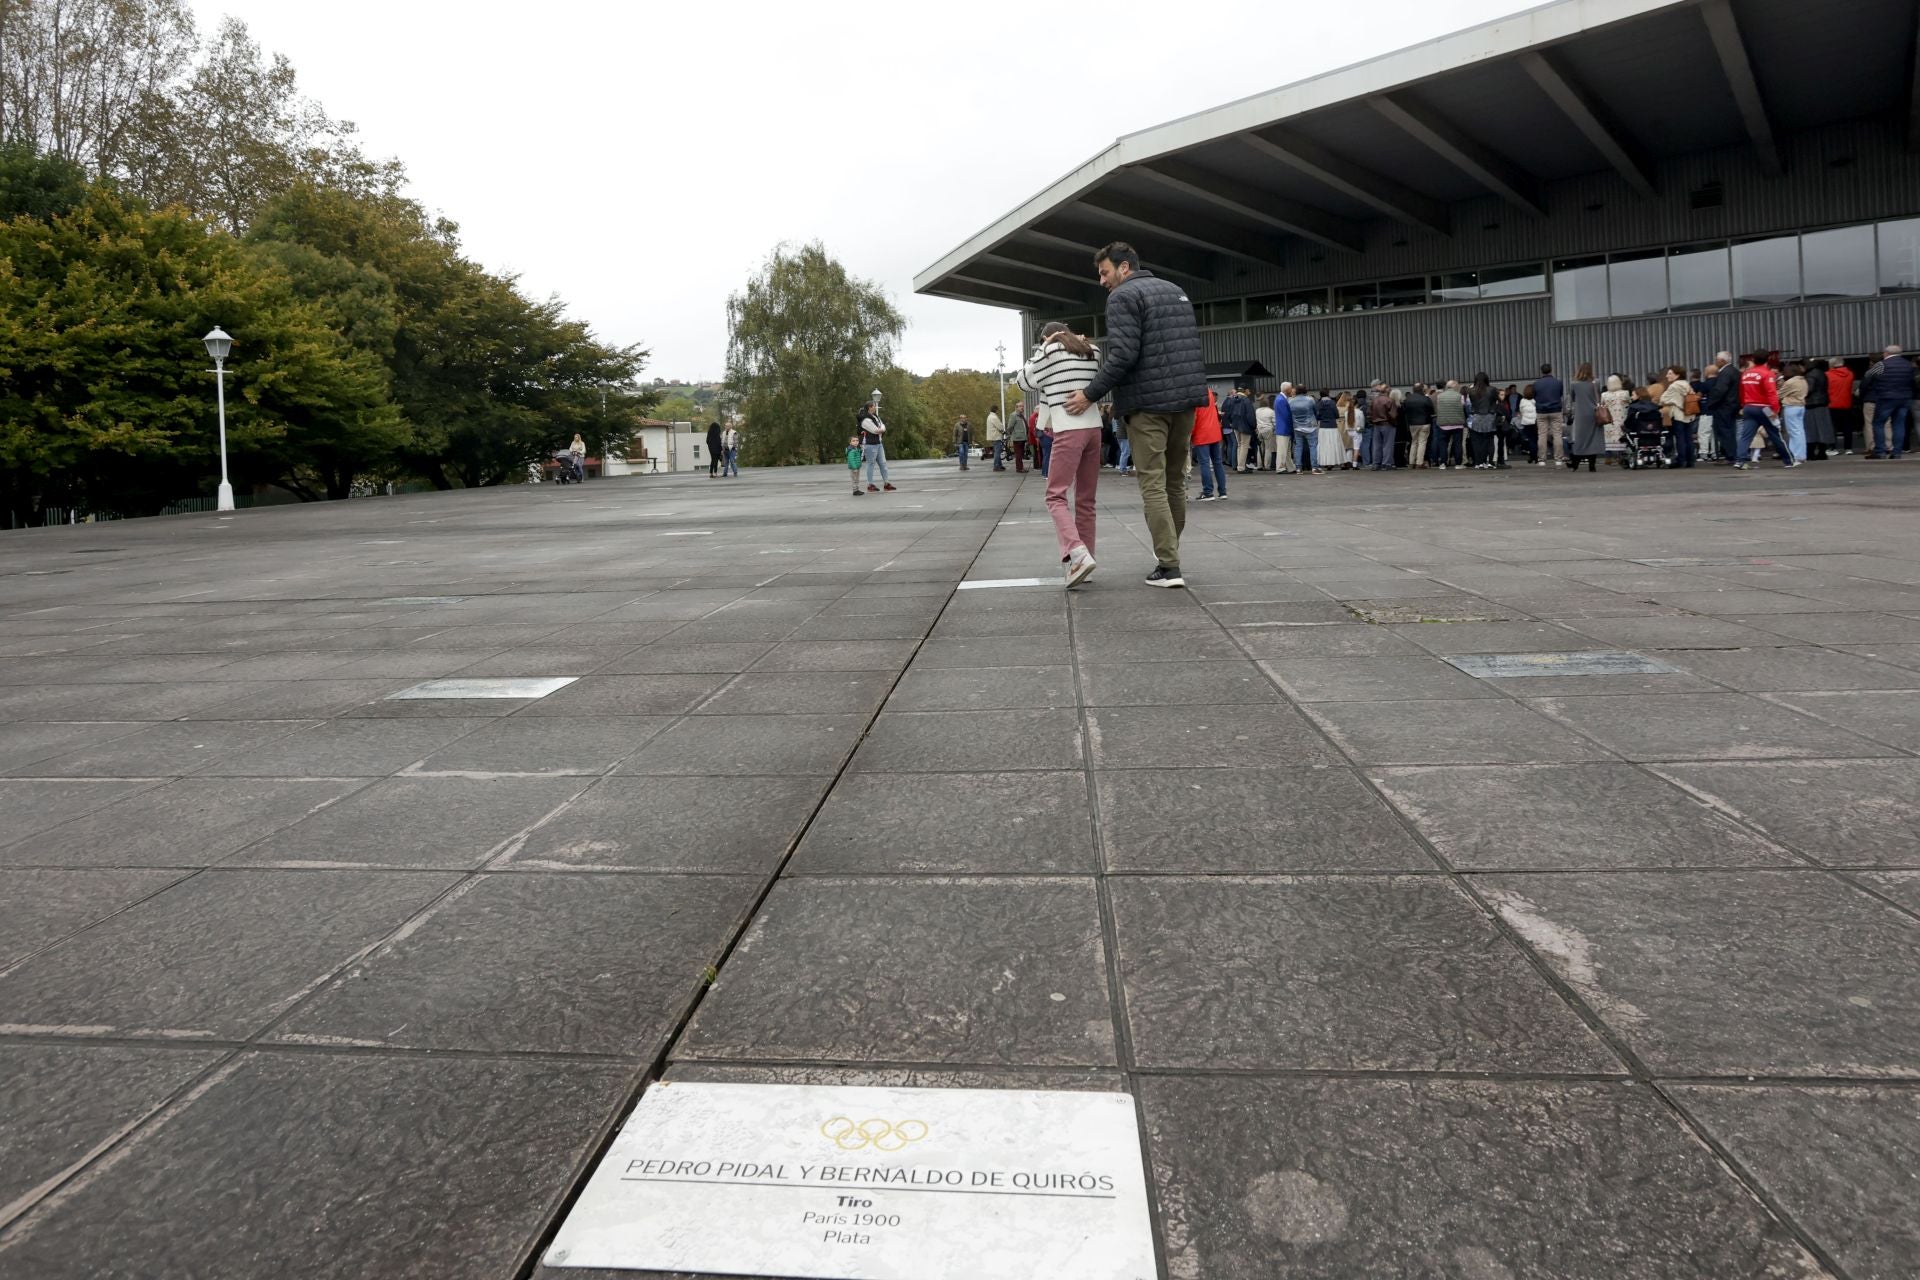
[
  {"xmin": 1518, "ymin": 50, "xmax": 1655, "ymax": 195},
  {"xmin": 1369, "ymin": 93, "xmax": 1544, "ymax": 217},
  {"xmin": 1699, "ymin": 0, "xmax": 1782, "ymax": 174}
]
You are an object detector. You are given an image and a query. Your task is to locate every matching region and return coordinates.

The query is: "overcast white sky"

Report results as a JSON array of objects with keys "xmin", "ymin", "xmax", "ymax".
[{"xmin": 192, "ymin": 0, "xmax": 1532, "ymax": 381}]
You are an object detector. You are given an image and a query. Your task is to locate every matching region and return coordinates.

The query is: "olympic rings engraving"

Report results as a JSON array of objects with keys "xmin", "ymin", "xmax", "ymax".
[{"xmin": 819, "ymin": 1116, "xmax": 930, "ymax": 1152}]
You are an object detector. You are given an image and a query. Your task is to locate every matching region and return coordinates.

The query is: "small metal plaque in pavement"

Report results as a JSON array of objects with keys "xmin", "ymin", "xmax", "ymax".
[{"xmin": 1445, "ymin": 651, "xmax": 1677, "ymax": 678}]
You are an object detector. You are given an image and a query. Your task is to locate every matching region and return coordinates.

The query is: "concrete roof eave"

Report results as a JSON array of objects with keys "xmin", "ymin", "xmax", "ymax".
[{"xmin": 913, "ymin": 0, "xmax": 1690, "ymax": 296}]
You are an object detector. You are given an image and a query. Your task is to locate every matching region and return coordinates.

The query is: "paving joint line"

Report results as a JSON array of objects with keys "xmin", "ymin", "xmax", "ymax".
[{"xmin": 505, "ymin": 473, "xmax": 1032, "ymax": 1280}]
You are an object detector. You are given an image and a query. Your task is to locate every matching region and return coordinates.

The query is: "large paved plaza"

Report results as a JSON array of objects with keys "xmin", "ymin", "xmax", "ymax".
[{"xmin": 2, "ymin": 456, "xmax": 1918, "ymax": 1280}]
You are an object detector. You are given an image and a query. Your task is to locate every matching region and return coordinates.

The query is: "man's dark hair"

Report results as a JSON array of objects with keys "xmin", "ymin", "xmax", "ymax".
[
  {"xmin": 1094, "ymin": 241, "xmax": 1140, "ymax": 271},
  {"xmin": 1539, "ymin": 363, "xmax": 1553, "ymax": 376}
]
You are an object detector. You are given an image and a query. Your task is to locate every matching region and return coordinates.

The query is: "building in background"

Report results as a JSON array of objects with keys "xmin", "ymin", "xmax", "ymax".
[
  {"xmin": 611, "ymin": 420, "xmax": 708, "ymax": 475},
  {"xmin": 916, "ymin": 0, "xmax": 1920, "ymax": 389}
]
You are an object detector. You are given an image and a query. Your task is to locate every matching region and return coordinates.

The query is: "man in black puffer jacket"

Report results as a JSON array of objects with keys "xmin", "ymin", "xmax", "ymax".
[{"xmin": 1064, "ymin": 241, "xmax": 1207, "ymax": 588}]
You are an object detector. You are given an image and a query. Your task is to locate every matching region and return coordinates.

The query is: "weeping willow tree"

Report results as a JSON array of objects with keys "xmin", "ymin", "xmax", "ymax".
[{"xmin": 726, "ymin": 242, "xmax": 930, "ymax": 465}]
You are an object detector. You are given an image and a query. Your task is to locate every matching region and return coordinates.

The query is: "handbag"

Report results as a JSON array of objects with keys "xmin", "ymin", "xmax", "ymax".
[{"xmin": 1595, "ymin": 402, "xmax": 1612, "ymax": 427}]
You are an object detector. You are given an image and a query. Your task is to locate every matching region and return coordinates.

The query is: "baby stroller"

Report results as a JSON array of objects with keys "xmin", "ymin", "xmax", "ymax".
[
  {"xmin": 1618, "ymin": 399, "xmax": 1672, "ymax": 469},
  {"xmin": 552, "ymin": 450, "xmax": 583, "ymax": 484}
]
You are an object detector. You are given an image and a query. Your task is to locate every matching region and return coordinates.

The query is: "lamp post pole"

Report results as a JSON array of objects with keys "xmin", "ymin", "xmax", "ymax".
[
  {"xmin": 204, "ymin": 328, "xmax": 235, "ymax": 512},
  {"xmin": 996, "ymin": 341, "xmax": 1007, "ymax": 427}
]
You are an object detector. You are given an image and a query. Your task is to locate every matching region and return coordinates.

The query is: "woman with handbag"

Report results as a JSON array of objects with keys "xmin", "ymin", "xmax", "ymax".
[
  {"xmin": 1601, "ymin": 375, "xmax": 1631, "ymax": 463},
  {"xmin": 1568, "ymin": 363, "xmax": 1605, "ymax": 472}
]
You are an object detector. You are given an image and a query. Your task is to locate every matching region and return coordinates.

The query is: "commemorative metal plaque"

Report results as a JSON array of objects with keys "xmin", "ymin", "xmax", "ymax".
[
  {"xmin": 384, "ymin": 677, "xmax": 577, "ymax": 700},
  {"xmin": 543, "ymin": 1081, "xmax": 1157, "ymax": 1280},
  {"xmin": 1446, "ymin": 651, "xmax": 1676, "ymax": 678}
]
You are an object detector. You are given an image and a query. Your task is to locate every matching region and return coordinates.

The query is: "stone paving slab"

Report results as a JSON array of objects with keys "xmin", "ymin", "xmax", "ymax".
[
  {"xmin": 1669, "ymin": 1084, "xmax": 1920, "ymax": 1280},
  {"xmin": 0, "ymin": 1051, "xmax": 635, "ymax": 1277},
  {"xmin": 1110, "ymin": 875, "xmax": 1615, "ymax": 1072},
  {"xmin": 677, "ymin": 876, "xmax": 1116, "ymax": 1067},
  {"xmin": 1479, "ymin": 870, "xmax": 1920, "ymax": 1075},
  {"xmin": 1139, "ymin": 1076, "xmax": 1824, "ymax": 1279},
  {"xmin": 0, "ymin": 869, "xmax": 457, "ymax": 1037},
  {"xmin": 6, "ymin": 458, "xmax": 1920, "ymax": 1277}
]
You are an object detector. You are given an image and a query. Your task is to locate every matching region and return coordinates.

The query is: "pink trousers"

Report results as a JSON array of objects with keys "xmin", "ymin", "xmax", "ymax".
[{"xmin": 1044, "ymin": 428, "xmax": 1101, "ymax": 558}]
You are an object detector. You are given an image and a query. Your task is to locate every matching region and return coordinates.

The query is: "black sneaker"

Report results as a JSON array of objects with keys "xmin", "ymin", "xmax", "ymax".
[{"xmin": 1145, "ymin": 565, "xmax": 1186, "ymax": 589}]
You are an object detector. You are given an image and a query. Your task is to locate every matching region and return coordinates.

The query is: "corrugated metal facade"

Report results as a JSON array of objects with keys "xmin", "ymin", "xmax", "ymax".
[{"xmin": 1128, "ymin": 118, "xmax": 1920, "ymax": 389}]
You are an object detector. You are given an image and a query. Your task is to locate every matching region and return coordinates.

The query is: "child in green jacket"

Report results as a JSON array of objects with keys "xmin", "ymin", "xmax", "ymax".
[{"xmin": 846, "ymin": 436, "xmax": 864, "ymax": 496}]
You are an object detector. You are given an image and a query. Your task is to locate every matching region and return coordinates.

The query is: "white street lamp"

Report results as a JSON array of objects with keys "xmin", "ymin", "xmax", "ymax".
[
  {"xmin": 995, "ymin": 341, "xmax": 1007, "ymax": 427},
  {"xmin": 203, "ymin": 327, "xmax": 235, "ymax": 512}
]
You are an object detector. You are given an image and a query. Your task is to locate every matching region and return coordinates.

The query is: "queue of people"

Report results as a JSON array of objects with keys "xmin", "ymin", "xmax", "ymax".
[
  {"xmin": 1159, "ymin": 345, "xmax": 1916, "ymax": 475},
  {"xmin": 930, "ymin": 237, "xmax": 1919, "ymax": 593}
]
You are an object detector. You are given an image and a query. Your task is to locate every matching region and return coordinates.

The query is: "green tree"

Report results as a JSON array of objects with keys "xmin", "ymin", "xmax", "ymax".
[
  {"xmin": 652, "ymin": 392, "xmax": 700, "ymax": 423},
  {"xmin": 0, "ymin": 181, "xmax": 392, "ymax": 522},
  {"xmin": 249, "ymin": 181, "xmax": 653, "ymax": 490},
  {"xmin": 916, "ymin": 368, "xmax": 1005, "ymax": 447},
  {"xmin": 726, "ymin": 242, "xmax": 904, "ymax": 465}
]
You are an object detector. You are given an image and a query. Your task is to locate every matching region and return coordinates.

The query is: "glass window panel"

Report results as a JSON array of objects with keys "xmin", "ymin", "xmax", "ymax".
[
  {"xmin": 1247, "ymin": 293, "xmax": 1290, "ymax": 321},
  {"xmin": 1731, "ymin": 236, "xmax": 1799, "ymax": 306},
  {"xmin": 1668, "ymin": 243, "xmax": 1729, "ymax": 312},
  {"xmin": 1287, "ymin": 289, "xmax": 1329, "ymax": 317},
  {"xmin": 1608, "ymin": 251, "xmax": 1667, "ymax": 317},
  {"xmin": 1376, "ymin": 277, "xmax": 1426, "ymax": 309},
  {"xmin": 1802, "ymin": 225, "xmax": 1876, "ymax": 300},
  {"xmin": 1880, "ymin": 218, "xmax": 1920, "ymax": 293},
  {"xmin": 1478, "ymin": 263, "xmax": 1547, "ymax": 298},
  {"xmin": 1334, "ymin": 283, "xmax": 1376, "ymax": 313},
  {"xmin": 1552, "ymin": 256, "xmax": 1608, "ymax": 321},
  {"xmin": 1432, "ymin": 272, "xmax": 1479, "ymax": 303}
]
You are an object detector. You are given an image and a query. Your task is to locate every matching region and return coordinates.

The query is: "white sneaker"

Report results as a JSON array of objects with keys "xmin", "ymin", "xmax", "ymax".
[{"xmin": 1065, "ymin": 546, "xmax": 1097, "ymax": 588}]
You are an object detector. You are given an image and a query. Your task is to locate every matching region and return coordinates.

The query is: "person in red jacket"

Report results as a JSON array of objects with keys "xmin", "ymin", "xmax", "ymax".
[
  {"xmin": 1734, "ymin": 352, "xmax": 1796, "ymax": 470},
  {"xmin": 1191, "ymin": 388, "xmax": 1227, "ymax": 501},
  {"xmin": 1828, "ymin": 360, "xmax": 1860, "ymax": 454}
]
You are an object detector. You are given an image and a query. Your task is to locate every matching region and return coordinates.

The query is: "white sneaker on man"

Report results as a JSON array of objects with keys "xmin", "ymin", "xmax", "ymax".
[{"xmin": 1065, "ymin": 546, "xmax": 1097, "ymax": 588}]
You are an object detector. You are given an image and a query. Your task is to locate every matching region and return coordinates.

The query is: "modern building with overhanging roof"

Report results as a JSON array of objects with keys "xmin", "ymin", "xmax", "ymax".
[{"xmin": 915, "ymin": 0, "xmax": 1920, "ymax": 389}]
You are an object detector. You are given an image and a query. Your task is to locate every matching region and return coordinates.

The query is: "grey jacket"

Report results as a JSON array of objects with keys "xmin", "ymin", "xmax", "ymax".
[{"xmin": 1080, "ymin": 269, "xmax": 1208, "ymax": 417}]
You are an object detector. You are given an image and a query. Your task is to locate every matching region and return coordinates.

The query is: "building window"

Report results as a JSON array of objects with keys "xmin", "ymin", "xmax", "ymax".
[
  {"xmin": 1878, "ymin": 218, "xmax": 1920, "ymax": 293},
  {"xmin": 1247, "ymin": 293, "xmax": 1291, "ymax": 320},
  {"xmin": 1668, "ymin": 243, "xmax": 1730, "ymax": 312},
  {"xmin": 1551, "ymin": 256, "xmax": 1608, "ymax": 321},
  {"xmin": 1801, "ymin": 225, "xmax": 1876, "ymax": 300},
  {"xmin": 1376, "ymin": 277, "xmax": 1426, "ymax": 309},
  {"xmin": 1334, "ymin": 283, "xmax": 1377, "ymax": 313},
  {"xmin": 1197, "ymin": 299, "xmax": 1243, "ymax": 326},
  {"xmin": 1249, "ymin": 290, "xmax": 1329, "ymax": 319},
  {"xmin": 1608, "ymin": 250, "xmax": 1667, "ymax": 317},
  {"xmin": 1731, "ymin": 235, "xmax": 1799, "ymax": 307},
  {"xmin": 1432, "ymin": 272, "xmax": 1479, "ymax": 303},
  {"xmin": 1286, "ymin": 289, "xmax": 1329, "ymax": 317},
  {"xmin": 1478, "ymin": 264, "xmax": 1547, "ymax": 298}
]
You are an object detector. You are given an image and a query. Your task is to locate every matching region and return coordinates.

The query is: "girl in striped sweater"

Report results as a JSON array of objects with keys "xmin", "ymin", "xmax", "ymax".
[{"xmin": 1018, "ymin": 321, "xmax": 1103, "ymax": 587}]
